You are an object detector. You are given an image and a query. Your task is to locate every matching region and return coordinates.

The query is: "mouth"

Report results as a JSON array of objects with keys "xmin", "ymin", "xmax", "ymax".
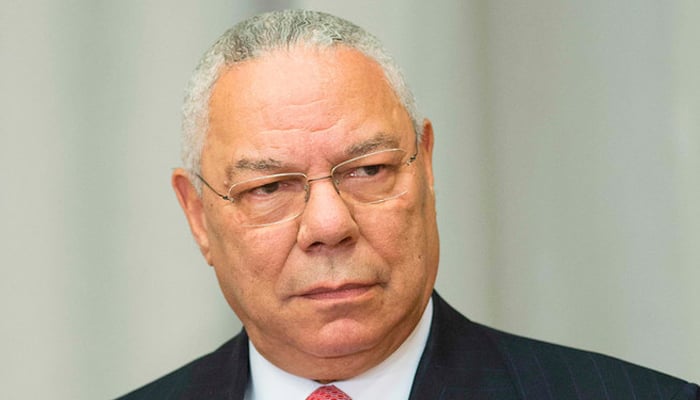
[{"xmin": 300, "ymin": 283, "xmax": 376, "ymax": 301}]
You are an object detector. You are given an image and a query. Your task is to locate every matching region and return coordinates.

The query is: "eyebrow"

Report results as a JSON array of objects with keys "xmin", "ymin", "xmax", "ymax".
[
  {"xmin": 225, "ymin": 158, "xmax": 283, "ymax": 182},
  {"xmin": 345, "ymin": 133, "xmax": 401, "ymax": 158},
  {"xmin": 225, "ymin": 132, "xmax": 403, "ymax": 181}
]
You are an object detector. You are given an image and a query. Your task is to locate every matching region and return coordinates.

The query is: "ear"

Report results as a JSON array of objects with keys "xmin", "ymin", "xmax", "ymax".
[
  {"xmin": 172, "ymin": 168, "xmax": 213, "ymax": 265},
  {"xmin": 419, "ymin": 118, "xmax": 435, "ymax": 192}
]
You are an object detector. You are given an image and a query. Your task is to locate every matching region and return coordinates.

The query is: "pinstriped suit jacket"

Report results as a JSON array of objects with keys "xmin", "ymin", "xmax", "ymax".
[{"xmin": 118, "ymin": 292, "xmax": 698, "ymax": 399}]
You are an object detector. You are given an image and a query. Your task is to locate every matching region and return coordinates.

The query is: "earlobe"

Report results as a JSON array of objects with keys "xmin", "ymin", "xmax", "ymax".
[{"xmin": 172, "ymin": 169, "xmax": 213, "ymax": 265}]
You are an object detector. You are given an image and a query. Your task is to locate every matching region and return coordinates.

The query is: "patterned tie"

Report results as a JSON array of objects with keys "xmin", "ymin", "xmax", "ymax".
[{"xmin": 305, "ymin": 384, "xmax": 352, "ymax": 400}]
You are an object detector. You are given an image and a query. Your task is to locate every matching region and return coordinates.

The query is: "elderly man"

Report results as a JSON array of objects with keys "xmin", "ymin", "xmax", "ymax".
[{"xmin": 120, "ymin": 10, "xmax": 698, "ymax": 400}]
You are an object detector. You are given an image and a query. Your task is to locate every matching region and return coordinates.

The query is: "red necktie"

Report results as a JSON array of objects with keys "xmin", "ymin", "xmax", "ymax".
[{"xmin": 306, "ymin": 384, "xmax": 352, "ymax": 400}]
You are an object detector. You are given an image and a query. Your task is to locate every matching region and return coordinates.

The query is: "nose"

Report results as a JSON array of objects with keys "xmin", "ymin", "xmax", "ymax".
[
  {"xmin": 303, "ymin": 174, "xmax": 338, "ymax": 201},
  {"xmin": 296, "ymin": 176, "xmax": 359, "ymax": 252}
]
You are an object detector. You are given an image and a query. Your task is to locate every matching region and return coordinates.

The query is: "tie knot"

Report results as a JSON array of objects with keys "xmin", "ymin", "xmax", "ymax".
[{"xmin": 306, "ymin": 384, "xmax": 352, "ymax": 400}]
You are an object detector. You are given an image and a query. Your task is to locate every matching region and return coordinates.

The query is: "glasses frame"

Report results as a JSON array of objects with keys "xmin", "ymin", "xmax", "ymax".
[{"xmin": 196, "ymin": 144, "xmax": 419, "ymax": 226}]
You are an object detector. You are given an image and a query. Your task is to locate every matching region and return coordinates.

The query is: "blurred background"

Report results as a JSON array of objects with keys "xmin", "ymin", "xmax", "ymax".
[{"xmin": 1, "ymin": 0, "xmax": 698, "ymax": 398}]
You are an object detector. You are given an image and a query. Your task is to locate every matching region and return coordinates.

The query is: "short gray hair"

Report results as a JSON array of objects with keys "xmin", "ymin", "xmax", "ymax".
[{"xmin": 181, "ymin": 9, "xmax": 421, "ymax": 190}]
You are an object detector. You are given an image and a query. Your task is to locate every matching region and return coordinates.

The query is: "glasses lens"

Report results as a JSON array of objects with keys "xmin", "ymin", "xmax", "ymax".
[
  {"xmin": 332, "ymin": 149, "xmax": 410, "ymax": 204},
  {"xmin": 228, "ymin": 173, "xmax": 308, "ymax": 226}
]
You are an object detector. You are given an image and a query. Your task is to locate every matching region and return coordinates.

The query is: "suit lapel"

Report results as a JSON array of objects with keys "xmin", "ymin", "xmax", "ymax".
[
  {"xmin": 181, "ymin": 330, "xmax": 251, "ymax": 400},
  {"xmin": 408, "ymin": 292, "xmax": 521, "ymax": 400}
]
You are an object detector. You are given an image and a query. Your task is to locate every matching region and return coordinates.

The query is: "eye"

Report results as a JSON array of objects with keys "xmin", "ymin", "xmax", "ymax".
[
  {"xmin": 233, "ymin": 175, "xmax": 306, "ymax": 203},
  {"xmin": 349, "ymin": 164, "xmax": 385, "ymax": 178},
  {"xmin": 250, "ymin": 181, "xmax": 282, "ymax": 196}
]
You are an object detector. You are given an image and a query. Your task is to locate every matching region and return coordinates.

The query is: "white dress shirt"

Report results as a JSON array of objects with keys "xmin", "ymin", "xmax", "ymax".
[{"xmin": 245, "ymin": 298, "xmax": 433, "ymax": 400}]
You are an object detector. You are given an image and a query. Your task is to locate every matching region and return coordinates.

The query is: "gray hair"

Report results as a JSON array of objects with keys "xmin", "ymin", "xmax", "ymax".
[{"xmin": 181, "ymin": 9, "xmax": 421, "ymax": 191}]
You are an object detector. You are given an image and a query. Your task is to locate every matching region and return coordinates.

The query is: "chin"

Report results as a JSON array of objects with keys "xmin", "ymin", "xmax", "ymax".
[{"xmin": 302, "ymin": 319, "xmax": 385, "ymax": 358}]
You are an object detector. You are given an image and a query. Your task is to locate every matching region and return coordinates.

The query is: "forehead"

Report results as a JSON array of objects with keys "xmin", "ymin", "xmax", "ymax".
[
  {"xmin": 204, "ymin": 46, "xmax": 413, "ymax": 175},
  {"xmin": 209, "ymin": 46, "xmax": 403, "ymax": 129}
]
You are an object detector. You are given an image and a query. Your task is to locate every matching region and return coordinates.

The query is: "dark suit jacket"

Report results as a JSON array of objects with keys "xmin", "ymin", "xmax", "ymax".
[{"xmin": 118, "ymin": 292, "xmax": 698, "ymax": 399}]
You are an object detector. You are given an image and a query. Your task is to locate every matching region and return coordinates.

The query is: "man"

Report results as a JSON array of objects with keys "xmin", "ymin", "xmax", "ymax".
[{"xmin": 120, "ymin": 9, "xmax": 698, "ymax": 400}]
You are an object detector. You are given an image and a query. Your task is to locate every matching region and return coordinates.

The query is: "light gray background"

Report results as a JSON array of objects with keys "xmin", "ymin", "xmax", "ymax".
[{"xmin": 1, "ymin": 1, "xmax": 698, "ymax": 398}]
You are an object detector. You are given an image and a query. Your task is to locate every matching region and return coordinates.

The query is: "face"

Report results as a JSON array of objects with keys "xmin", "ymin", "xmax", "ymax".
[{"xmin": 172, "ymin": 46, "xmax": 439, "ymax": 380}]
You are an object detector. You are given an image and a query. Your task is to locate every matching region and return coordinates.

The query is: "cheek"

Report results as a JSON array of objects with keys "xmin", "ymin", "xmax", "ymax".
[
  {"xmin": 357, "ymin": 198, "xmax": 426, "ymax": 266},
  {"xmin": 208, "ymin": 220, "xmax": 298, "ymax": 305},
  {"xmin": 366, "ymin": 182, "xmax": 436, "ymax": 280}
]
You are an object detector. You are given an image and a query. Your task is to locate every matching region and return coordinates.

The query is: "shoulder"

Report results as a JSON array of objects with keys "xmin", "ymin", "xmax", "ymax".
[
  {"xmin": 427, "ymin": 293, "xmax": 699, "ymax": 399},
  {"xmin": 477, "ymin": 323, "xmax": 699, "ymax": 399},
  {"xmin": 116, "ymin": 332, "xmax": 249, "ymax": 400}
]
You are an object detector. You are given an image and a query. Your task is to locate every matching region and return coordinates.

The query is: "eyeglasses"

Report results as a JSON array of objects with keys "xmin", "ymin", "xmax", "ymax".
[{"xmin": 196, "ymin": 147, "xmax": 418, "ymax": 227}]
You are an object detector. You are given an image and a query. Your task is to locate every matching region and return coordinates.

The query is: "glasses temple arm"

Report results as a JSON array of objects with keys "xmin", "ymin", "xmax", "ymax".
[{"xmin": 195, "ymin": 173, "xmax": 231, "ymax": 201}]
